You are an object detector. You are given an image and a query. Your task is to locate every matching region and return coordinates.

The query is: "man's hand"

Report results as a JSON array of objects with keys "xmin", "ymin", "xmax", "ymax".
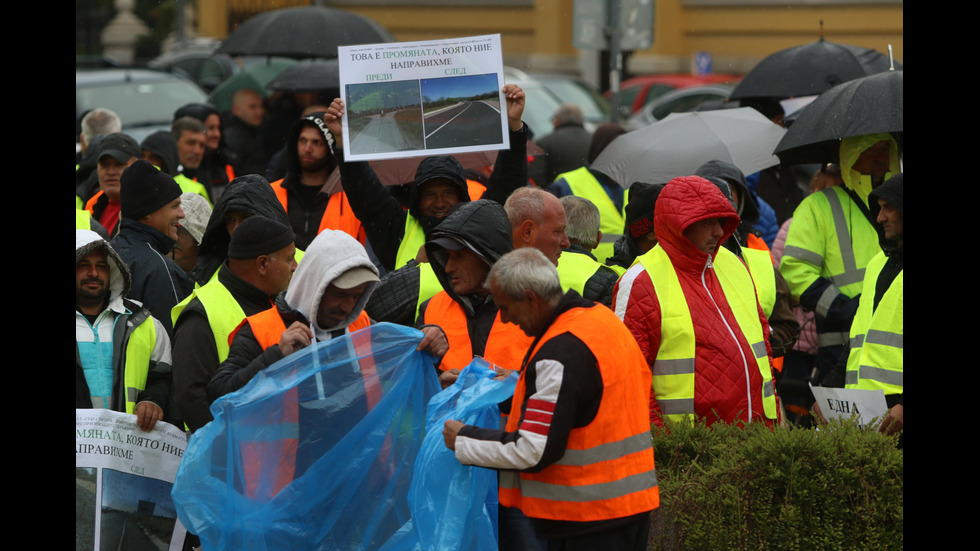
[
  {"xmin": 502, "ymin": 84, "xmax": 525, "ymax": 131},
  {"xmin": 438, "ymin": 368, "xmax": 461, "ymax": 389},
  {"xmin": 324, "ymin": 98, "xmax": 345, "ymax": 145},
  {"xmin": 134, "ymin": 401, "xmax": 164, "ymax": 432},
  {"xmin": 279, "ymin": 321, "xmax": 314, "ymax": 357},
  {"xmin": 878, "ymin": 404, "xmax": 903, "ymax": 436},
  {"xmin": 418, "ymin": 325, "xmax": 449, "ymax": 359},
  {"xmin": 443, "ymin": 419, "xmax": 465, "ymax": 451}
]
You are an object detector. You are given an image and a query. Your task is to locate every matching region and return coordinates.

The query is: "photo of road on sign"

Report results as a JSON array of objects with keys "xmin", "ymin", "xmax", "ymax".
[
  {"xmin": 346, "ymin": 80, "xmax": 425, "ymax": 154},
  {"xmin": 420, "ymin": 73, "xmax": 503, "ymax": 150}
]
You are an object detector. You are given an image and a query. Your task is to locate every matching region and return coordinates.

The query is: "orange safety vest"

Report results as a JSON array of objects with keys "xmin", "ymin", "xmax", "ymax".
[
  {"xmin": 269, "ymin": 178, "xmax": 367, "ymax": 245},
  {"xmin": 498, "ymin": 304, "xmax": 660, "ymax": 522},
  {"xmin": 422, "ymin": 290, "xmax": 531, "ymax": 373},
  {"xmin": 234, "ymin": 306, "xmax": 372, "ymax": 500}
]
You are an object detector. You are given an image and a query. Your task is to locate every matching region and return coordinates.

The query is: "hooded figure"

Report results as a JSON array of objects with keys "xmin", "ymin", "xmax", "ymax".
[
  {"xmin": 698, "ymin": 168, "xmax": 800, "ymax": 359},
  {"xmin": 190, "ymin": 174, "xmax": 293, "ymax": 285},
  {"xmin": 416, "ymin": 199, "xmax": 533, "ymax": 374},
  {"xmin": 271, "ymin": 113, "xmax": 364, "ymax": 251},
  {"xmin": 614, "ymin": 176, "xmax": 778, "ymax": 427},
  {"xmin": 76, "ymin": 229, "xmax": 172, "ymax": 422},
  {"xmin": 822, "ymin": 173, "xmax": 903, "ymax": 444},
  {"xmin": 779, "ymin": 133, "xmax": 900, "ymax": 383},
  {"xmin": 140, "ymin": 130, "xmax": 180, "ymax": 176},
  {"xmin": 332, "ymin": 107, "xmax": 529, "ymax": 273},
  {"xmin": 208, "ymin": 230, "xmax": 380, "ymax": 399}
]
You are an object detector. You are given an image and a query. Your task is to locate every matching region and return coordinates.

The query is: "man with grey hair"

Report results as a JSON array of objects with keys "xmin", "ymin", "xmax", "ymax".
[
  {"xmin": 79, "ymin": 108, "xmax": 122, "ymax": 153},
  {"xmin": 534, "ymin": 103, "xmax": 591, "ymax": 184},
  {"xmin": 443, "ymin": 247, "xmax": 659, "ymax": 550},
  {"xmin": 505, "ymin": 186, "xmax": 570, "ymax": 267},
  {"xmin": 555, "ymin": 195, "xmax": 619, "ymax": 307}
]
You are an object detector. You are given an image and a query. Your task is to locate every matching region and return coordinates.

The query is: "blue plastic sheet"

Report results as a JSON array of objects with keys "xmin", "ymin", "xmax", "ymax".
[
  {"xmin": 172, "ymin": 323, "xmax": 440, "ymax": 550},
  {"xmin": 404, "ymin": 358, "xmax": 518, "ymax": 551},
  {"xmin": 172, "ymin": 323, "xmax": 516, "ymax": 551}
]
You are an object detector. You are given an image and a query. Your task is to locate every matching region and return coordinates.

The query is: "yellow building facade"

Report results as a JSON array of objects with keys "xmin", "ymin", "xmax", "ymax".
[{"xmin": 198, "ymin": 0, "xmax": 902, "ymax": 83}]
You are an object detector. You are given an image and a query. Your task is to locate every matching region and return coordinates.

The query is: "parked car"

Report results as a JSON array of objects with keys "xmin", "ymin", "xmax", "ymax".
[
  {"xmin": 624, "ymin": 84, "xmax": 736, "ymax": 130},
  {"xmin": 611, "ymin": 73, "xmax": 741, "ymax": 118},
  {"xmin": 503, "ymin": 67, "xmax": 610, "ymax": 138},
  {"xmin": 76, "ymin": 68, "xmax": 209, "ymax": 147}
]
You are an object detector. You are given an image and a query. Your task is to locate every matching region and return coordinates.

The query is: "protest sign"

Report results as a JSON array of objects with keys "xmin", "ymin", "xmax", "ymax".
[
  {"xmin": 76, "ymin": 409, "xmax": 187, "ymax": 550},
  {"xmin": 809, "ymin": 384, "xmax": 889, "ymax": 428},
  {"xmin": 339, "ymin": 34, "xmax": 508, "ymax": 161}
]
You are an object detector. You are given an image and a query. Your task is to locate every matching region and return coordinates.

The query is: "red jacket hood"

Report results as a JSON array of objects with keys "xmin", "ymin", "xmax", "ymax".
[{"xmin": 654, "ymin": 175, "xmax": 741, "ymax": 272}]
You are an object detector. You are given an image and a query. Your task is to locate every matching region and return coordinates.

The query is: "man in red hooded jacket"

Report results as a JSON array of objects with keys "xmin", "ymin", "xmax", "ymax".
[{"xmin": 613, "ymin": 175, "xmax": 779, "ymax": 427}]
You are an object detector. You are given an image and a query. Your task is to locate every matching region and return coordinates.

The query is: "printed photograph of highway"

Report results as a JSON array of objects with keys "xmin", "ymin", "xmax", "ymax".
[
  {"xmin": 345, "ymin": 79, "xmax": 426, "ymax": 155},
  {"xmin": 419, "ymin": 73, "xmax": 503, "ymax": 149},
  {"xmin": 345, "ymin": 73, "xmax": 503, "ymax": 156}
]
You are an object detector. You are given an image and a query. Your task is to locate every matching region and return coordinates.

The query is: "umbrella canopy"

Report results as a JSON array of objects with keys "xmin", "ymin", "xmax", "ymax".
[
  {"xmin": 217, "ymin": 6, "xmax": 396, "ymax": 59},
  {"xmin": 267, "ymin": 59, "xmax": 340, "ymax": 93},
  {"xmin": 208, "ymin": 58, "xmax": 297, "ymax": 112},
  {"xmin": 774, "ymin": 70, "xmax": 902, "ymax": 165},
  {"xmin": 590, "ymin": 107, "xmax": 786, "ymax": 187},
  {"xmin": 730, "ymin": 39, "xmax": 901, "ymax": 100}
]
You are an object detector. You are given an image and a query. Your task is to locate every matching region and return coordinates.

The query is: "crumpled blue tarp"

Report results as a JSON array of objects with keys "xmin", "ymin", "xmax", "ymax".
[
  {"xmin": 171, "ymin": 323, "xmax": 516, "ymax": 551},
  {"xmin": 398, "ymin": 358, "xmax": 518, "ymax": 551}
]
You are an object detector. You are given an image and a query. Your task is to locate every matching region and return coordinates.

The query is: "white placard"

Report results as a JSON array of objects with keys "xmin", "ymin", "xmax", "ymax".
[
  {"xmin": 809, "ymin": 384, "xmax": 889, "ymax": 429},
  {"xmin": 338, "ymin": 34, "xmax": 509, "ymax": 161},
  {"xmin": 75, "ymin": 409, "xmax": 188, "ymax": 551}
]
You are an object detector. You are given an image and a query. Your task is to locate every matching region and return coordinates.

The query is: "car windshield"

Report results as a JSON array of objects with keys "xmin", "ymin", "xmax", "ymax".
[{"xmin": 76, "ymin": 79, "xmax": 207, "ymax": 128}]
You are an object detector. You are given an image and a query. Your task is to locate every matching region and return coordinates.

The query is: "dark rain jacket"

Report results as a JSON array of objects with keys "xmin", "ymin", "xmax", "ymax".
[
  {"xmin": 189, "ymin": 174, "xmax": 292, "ymax": 286},
  {"xmin": 334, "ymin": 125, "xmax": 529, "ymax": 272}
]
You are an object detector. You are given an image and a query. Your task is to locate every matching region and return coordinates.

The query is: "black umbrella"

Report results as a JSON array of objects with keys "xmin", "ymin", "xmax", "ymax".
[
  {"xmin": 730, "ymin": 38, "xmax": 901, "ymax": 100},
  {"xmin": 267, "ymin": 59, "xmax": 341, "ymax": 93},
  {"xmin": 217, "ymin": 6, "xmax": 396, "ymax": 59},
  {"xmin": 774, "ymin": 70, "xmax": 902, "ymax": 165}
]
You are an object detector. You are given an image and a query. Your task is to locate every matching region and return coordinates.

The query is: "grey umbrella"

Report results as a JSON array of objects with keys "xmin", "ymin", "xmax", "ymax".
[
  {"xmin": 591, "ymin": 107, "xmax": 786, "ymax": 187},
  {"xmin": 774, "ymin": 70, "xmax": 903, "ymax": 165},
  {"xmin": 217, "ymin": 6, "xmax": 396, "ymax": 59}
]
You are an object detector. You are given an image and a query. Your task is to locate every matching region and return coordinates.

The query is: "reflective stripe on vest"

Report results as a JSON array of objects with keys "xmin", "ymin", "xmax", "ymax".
[
  {"xmin": 642, "ymin": 246, "xmax": 776, "ymax": 422},
  {"xmin": 556, "ymin": 250, "xmax": 602, "ymax": 297},
  {"xmin": 555, "ymin": 167, "xmax": 625, "ymax": 264},
  {"xmin": 498, "ymin": 304, "xmax": 659, "ymax": 521},
  {"xmin": 781, "ymin": 186, "xmax": 881, "ymax": 313},
  {"xmin": 845, "ymin": 252, "xmax": 903, "ymax": 394},
  {"xmin": 395, "ymin": 213, "xmax": 426, "ymax": 269},
  {"xmin": 172, "ymin": 279, "xmax": 247, "ymax": 363},
  {"xmin": 422, "ymin": 291, "xmax": 532, "ymax": 372},
  {"xmin": 742, "ymin": 247, "xmax": 776, "ymax": 318},
  {"xmin": 270, "ymin": 179, "xmax": 366, "ymax": 244}
]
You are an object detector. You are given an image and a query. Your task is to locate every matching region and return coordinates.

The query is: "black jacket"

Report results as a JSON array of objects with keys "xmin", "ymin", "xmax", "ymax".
[
  {"xmin": 111, "ymin": 218, "xmax": 193, "ymax": 337},
  {"xmin": 190, "ymin": 174, "xmax": 291, "ymax": 285},
  {"xmin": 335, "ymin": 124, "xmax": 529, "ymax": 271}
]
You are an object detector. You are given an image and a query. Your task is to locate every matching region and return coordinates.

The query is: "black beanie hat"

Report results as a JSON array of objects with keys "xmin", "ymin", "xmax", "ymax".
[
  {"xmin": 624, "ymin": 182, "xmax": 666, "ymax": 239},
  {"xmin": 120, "ymin": 159, "xmax": 183, "ymax": 220},
  {"xmin": 227, "ymin": 215, "xmax": 296, "ymax": 259}
]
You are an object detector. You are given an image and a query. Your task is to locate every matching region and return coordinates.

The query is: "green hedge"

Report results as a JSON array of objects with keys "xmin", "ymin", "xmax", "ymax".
[{"xmin": 649, "ymin": 419, "xmax": 903, "ymax": 550}]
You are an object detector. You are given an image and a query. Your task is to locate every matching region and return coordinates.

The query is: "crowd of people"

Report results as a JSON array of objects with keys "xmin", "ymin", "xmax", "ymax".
[{"xmin": 76, "ymin": 78, "xmax": 903, "ymax": 550}]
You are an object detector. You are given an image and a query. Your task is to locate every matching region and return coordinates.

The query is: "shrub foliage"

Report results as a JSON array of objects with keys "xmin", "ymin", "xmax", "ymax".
[{"xmin": 649, "ymin": 419, "xmax": 903, "ymax": 550}]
